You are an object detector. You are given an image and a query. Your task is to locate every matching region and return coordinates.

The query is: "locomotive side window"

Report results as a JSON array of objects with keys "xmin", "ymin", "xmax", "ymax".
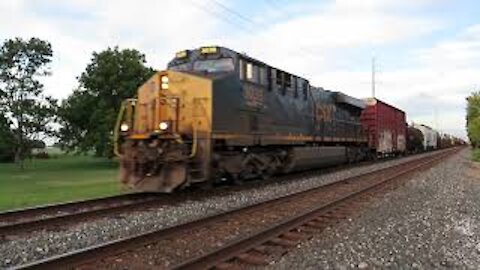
[
  {"xmin": 246, "ymin": 62, "xmax": 253, "ymax": 80},
  {"xmin": 293, "ymin": 76, "xmax": 298, "ymax": 98},
  {"xmin": 170, "ymin": 62, "xmax": 191, "ymax": 71},
  {"xmin": 285, "ymin": 74, "xmax": 293, "ymax": 97},
  {"xmin": 259, "ymin": 66, "xmax": 267, "ymax": 86},
  {"xmin": 252, "ymin": 65, "xmax": 259, "ymax": 83},
  {"xmin": 267, "ymin": 68, "xmax": 272, "ymax": 91},
  {"xmin": 246, "ymin": 62, "xmax": 260, "ymax": 84},
  {"xmin": 276, "ymin": 70, "xmax": 286, "ymax": 95},
  {"xmin": 302, "ymin": 81, "xmax": 309, "ymax": 100},
  {"xmin": 285, "ymin": 73, "xmax": 292, "ymax": 88},
  {"xmin": 276, "ymin": 70, "xmax": 282, "ymax": 86},
  {"xmin": 239, "ymin": 59, "xmax": 245, "ymax": 80},
  {"xmin": 240, "ymin": 59, "xmax": 268, "ymax": 87}
]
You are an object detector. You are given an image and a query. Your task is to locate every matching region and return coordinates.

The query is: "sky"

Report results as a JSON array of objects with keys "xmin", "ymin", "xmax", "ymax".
[{"xmin": 1, "ymin": 0, "xmax": 479, "ymax": 139}]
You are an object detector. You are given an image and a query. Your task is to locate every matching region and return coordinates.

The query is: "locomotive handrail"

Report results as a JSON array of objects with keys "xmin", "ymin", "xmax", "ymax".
[
  {"xmin": 189, "ymin": 125, "xmax": 198, "ymax": 158},
  {"xmin": 113, "ymin": 99, "xmax": 136, "ymax": 157}
]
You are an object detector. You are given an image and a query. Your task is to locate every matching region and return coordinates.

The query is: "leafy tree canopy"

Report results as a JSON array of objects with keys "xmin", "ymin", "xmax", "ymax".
[
  {"xmin": 58, "ymin": 47, "xmax": 155, "ymax": 157},
  {"xmin": 0, "ymin": 37, "xmax": 56, "ymax": 165},
  {"xmin": 466, "ymin": 92, "xmax": 480, "ymax": 147}
]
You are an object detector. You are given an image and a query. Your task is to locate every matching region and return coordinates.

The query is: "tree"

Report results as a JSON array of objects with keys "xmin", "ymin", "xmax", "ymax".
[
  {"xmin": 58, "ymin": 47, "xmax": 155, "ymax": 157},
  {"xmin": 0, "ymin": 114, "xmax": 15, "ymax": 162},
  {"xmin": 466, "ymin": 92, "xmax": 480, "ymax": 148},
  {"xmin": 0, "ymin": 37, "xmax": 56, "ymax": 167}
]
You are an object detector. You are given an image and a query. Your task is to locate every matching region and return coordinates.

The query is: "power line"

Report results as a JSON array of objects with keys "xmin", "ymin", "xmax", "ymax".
[
  {"xmin": 187, "ymin": 0, "xmax": 325, "ymax": 76},
  {"xmin": 186, "ymin": 0, "xmax": 254, "ymax": 34},
  {"xmin": 372, "ymin": 56, "xmax": 375, "ymax": 98},
  {"xmin": 209, "ymin": 0, "xmax": 257, "ymax": 26}
]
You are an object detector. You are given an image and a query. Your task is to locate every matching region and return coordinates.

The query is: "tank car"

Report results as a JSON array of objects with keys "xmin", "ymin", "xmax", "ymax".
[
  {"xmin": 114, "ymin": 46, "xmax": 368, "ymax": 192},
  {"xmin": 412, "ymin": 123, "xmax": 437, "ymax": 151},
  {"xmin": 407, "ymin": 125, "xmax": 424, "ymax": 153}
]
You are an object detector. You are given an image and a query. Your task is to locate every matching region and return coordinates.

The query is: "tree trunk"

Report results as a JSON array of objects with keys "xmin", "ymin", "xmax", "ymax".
[
  {"xmin": 15, "ymin": 146, "xmax": 24, "ymax": 170},
  {"xmin": 17, "ymin": 89, "xmax": 25, "ymax": 170}
]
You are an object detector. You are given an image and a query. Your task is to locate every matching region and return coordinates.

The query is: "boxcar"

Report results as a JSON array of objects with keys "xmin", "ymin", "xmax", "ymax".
[{"xmin": 360, "ymin": 98, "xmax": 406, "ymax": 156}]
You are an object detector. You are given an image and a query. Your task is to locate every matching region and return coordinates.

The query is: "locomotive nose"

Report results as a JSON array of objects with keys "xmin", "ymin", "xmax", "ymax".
[
  {"xmin": 117, "ymin": 69, "xmax": 213, "ymax": 193},
  {"xmin": 132, "ymin": 71, "xmax": 181, "ymax": 135}
]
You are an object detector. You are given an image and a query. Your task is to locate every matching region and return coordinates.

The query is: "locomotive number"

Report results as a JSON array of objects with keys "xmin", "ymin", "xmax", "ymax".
[
  {"xmin": 316, "ymin": 104, "xmax": 336, "ymax": 122},
  {"xmin": 244, "ymin": 85, "xmax": 264, "ymax": 108}
]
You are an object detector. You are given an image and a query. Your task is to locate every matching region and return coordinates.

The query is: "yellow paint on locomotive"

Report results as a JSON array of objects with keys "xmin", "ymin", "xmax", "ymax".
[
  {"xmin": 132, "ymin": 70, "xmax": 213, "ymax": 137},
  {"xmin": 118, "ymin": 70, "xmax": 215, "ymax": 192}
]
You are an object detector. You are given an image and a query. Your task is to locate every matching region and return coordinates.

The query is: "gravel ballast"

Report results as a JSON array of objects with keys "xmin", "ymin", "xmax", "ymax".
[
  {"xmin": 0, "ymin": 151, "xmax": 448, "ymax": 268},
  {"xmin": 268, "ymin": 148, "xmax": 480, "ymax": 269}
]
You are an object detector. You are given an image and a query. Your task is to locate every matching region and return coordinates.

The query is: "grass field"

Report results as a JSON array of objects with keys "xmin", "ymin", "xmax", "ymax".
[
  {"xmin": 0, "ymin": 155, "xmax": 123, "ymax": 211},
  {"xmin": 473, "ymin": 148, "xmax": 480, "ymax": 162}
]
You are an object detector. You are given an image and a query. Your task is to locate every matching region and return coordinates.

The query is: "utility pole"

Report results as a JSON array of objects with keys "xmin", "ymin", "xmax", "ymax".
[{"xmin": 371, "ymin": 56, "xmax": 376, "ymax": 98}]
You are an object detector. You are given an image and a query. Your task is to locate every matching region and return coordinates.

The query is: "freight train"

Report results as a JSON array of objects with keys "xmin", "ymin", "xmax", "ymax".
[{"xmin": 114, "ymin": 46, "xmax": 463, "ymax": 192}]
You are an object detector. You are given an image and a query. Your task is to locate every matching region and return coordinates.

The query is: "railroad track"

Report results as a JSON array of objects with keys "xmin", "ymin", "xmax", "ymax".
[
  {"xmin": 0, "ymin": 151, "xmax": 409, "ymax": 238},
  {"xmin": 0, "ymin": 193, "xmax": 168, "ymax": 237},
  {"xmin": 14, "ymin": 147, "xmax": 460, "ymax": 270}
]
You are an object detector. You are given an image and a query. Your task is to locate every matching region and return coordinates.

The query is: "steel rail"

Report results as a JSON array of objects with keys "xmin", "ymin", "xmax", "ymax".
[
  {"xmin": 13, "ymin": 148, "xmax": 459, "ymax": 270},
  {"xmin": 0, "ymin": 193, "xmax": 163, "ymax": 236},
  {"xmin": 173, "ymin": 148, "xmax": 457, "ymax": 269},
  {"xmin": 0, "ymin": 152, "xmax": 413, "ymax": 237}
]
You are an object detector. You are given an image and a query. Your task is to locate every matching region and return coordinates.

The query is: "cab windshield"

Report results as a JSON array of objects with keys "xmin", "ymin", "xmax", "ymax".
[
  {"xmin": 193, "ymin": 58, "xmax": 234, "ymax": 73},
  {"xmin": 169, "ymin": 62, "xmax": 191, "ymax": 71}
]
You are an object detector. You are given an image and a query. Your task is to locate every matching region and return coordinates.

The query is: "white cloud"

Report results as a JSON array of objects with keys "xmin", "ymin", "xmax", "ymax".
[
  {"xmin": 0, "ymin": 0, "xmax": 223, "ymax": 99},
  {"xmin": 229, "ymin": 0, "xmax": 440, "ymax": 73},
  {"xmin": 314, "ymin": 22, "xmax": 480, "ymax": 138},
  {"xmin": 237, "ymin": 0, "xmax": 472, "ymax": 139},
  {"xmin": 0, "ymin": 0, "xmax": 473, "ymax": 139}
]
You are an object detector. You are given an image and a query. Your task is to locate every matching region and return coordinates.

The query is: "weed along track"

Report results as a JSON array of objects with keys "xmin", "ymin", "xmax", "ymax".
[{"xmin": 14, "ymin": 148, "xmax": 460, "ymax": 269}]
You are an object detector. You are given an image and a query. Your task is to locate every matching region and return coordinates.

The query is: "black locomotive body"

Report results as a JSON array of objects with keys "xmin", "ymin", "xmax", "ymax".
[{"xmin": 117, "ymin": 46, "xmax": 369, "ymax": 192}]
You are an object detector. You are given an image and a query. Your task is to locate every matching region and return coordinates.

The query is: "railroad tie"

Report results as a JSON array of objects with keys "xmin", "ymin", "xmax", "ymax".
[
  {"xmin": 268, "ymin": 237, "xmax": 297, "ymax": 247},
  {"xmin": 237, "ymin": 251, "xmax": 270, "ymax": 266},
  {"xmin": 215, "ymin": 262, "xmax": 241, "ymax": 270},
  {"xmin": 281, "ymin": 231, "xmax": 306, "ymax": 241}
]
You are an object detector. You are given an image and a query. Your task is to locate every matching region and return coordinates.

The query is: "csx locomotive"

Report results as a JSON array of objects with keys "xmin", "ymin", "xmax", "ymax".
[{"xmin": 114, "ymin": 46, "xmax": 370, "ymax": 192}]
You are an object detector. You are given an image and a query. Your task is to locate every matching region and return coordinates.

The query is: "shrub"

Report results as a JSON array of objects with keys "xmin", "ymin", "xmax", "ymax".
[{"xmin": 472, "ymin": 148, "xmax": 480, "ymax": 162}]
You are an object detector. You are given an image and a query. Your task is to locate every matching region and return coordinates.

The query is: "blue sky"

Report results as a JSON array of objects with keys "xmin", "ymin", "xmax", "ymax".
[{"xmin": 1, "ymin": 0, "xmax": 479, "ymax": 139}]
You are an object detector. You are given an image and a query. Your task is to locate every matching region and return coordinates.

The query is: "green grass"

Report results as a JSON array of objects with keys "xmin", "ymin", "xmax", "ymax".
[
  {"xmin": 0, "ymin": 155, "xmax": 123, "ymax": 211},
  {"xmin": 473, "ymin": 148, "xmax": 480, "ymax": 162}
]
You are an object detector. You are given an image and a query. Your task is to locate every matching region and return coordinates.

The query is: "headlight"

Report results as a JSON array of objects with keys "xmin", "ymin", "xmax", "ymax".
[
  {"xmin": 120, "ymin": 123, "xmax": 129, "ymax": 132},
  {"xmin": 161, "ymin": 76, "xmax": 169, "ymax": 90},
  {"xmin": 159, "ymin": 122, "xmax": 169, "ymax": 131}
]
